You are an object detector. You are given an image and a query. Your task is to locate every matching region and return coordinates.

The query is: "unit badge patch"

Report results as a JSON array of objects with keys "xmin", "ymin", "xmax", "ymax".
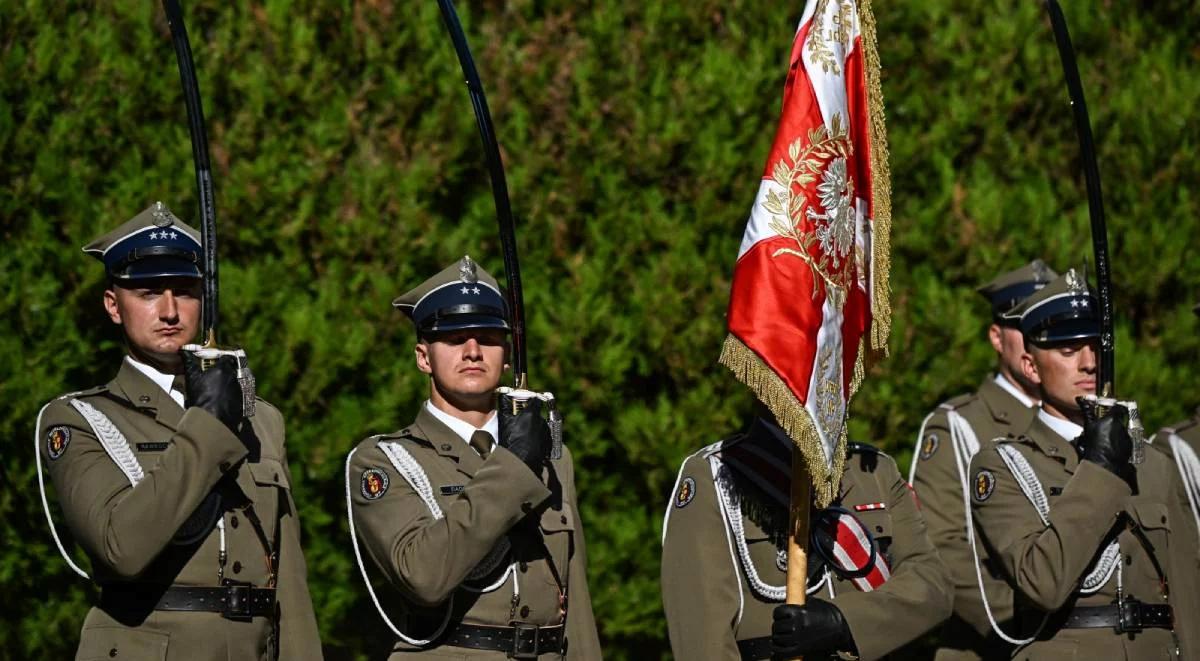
[
  {"xmin": 973, "ymin": 469, "xmax": 996, "ymax": 502},
  {"xmin": 46, "ymin": 426, "xmax": 71, "ymax": 460},
  {"xmin": 919, "ymin": 433, "xmax": 939, "ymax": 460},
  {"xmin": 361, "ymin": 468, "xmax": 390, "ymax": 500},
  {"xmin": 675, "ymin": 477, "xmax": 696, "ymax": 508}
]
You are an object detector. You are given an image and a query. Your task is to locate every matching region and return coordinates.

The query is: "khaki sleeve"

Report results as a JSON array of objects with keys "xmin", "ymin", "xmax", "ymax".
[
  {"xmin": 909, "ymin": 410, "xmax": 1000, "ymax": 633},
  {"xmin": 661, "ymin": 454, "xmax": 741, "ymax": 661},
  {"xmin": 270, "ymin": 413, "xmax": 323, "ymax": 660},
  {"xmin": 557, "ymin": 447, "xmax": 602, "ymax": 660},
  {"xmin": 39, "ymin": 399, "xmax": 248, "ymax": 579},
  {"xmin": 970, "ymin": 446, "xmax": 1129, "ymax": 611},
  {"xmin": 835, "ymin": 456, "xmax": 952, "ymax": 661},
  {"xmin": 349, "ymin": 441, "xmax": 551, "ymax": 607}
]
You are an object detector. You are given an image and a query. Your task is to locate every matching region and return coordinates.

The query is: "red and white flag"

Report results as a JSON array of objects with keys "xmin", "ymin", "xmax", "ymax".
[{"xmin": 720, "ymin": 0, "xmax": 891, "ymax": 505}]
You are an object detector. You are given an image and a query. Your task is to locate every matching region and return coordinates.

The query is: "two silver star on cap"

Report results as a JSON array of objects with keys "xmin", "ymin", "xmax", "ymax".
[{"xmin": 460, "ymin": 286, "xmax": 482, "ymax": 295}]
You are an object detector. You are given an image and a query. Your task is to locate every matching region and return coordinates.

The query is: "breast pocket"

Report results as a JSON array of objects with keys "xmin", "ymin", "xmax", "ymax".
[
  {"xmin": 537, "ymin": 504, "xmax": 576, "ymax": 585},
  {"xmin": 77, "ymin": 625, "xmax": 168, "ymax": 661},
  {"xmin": 247, "ymin": 457, "xmax": 292, "ymax": 521}
]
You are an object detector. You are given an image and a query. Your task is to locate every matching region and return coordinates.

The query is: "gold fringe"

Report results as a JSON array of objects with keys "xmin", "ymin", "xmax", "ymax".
[
  {"xmin": 859, "ymin": 0, "xmax": 892, "ymax": 360},
  {"xmin": 720, "ymin": 335, "xmax": 845, "ymax": 507}
]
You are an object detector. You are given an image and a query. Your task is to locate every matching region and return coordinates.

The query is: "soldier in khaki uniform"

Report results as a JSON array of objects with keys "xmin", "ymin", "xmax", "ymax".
[
  {"xmin": 909, "ymin": 260, "xmax": 1055, "ymax": 660},
  {"xmin": 346, "ymin": 257, "xmax": 601, "ymax": 659},
  {"xmin": 37, "ymin": 204, "xmax": 322, "ymax": 660},
  {"xmin": 968, "ymin": 269, "xmax": 1196, "ymax": 660},
  {"xmin": 662, "ymin": 410, "xmax": 952, "ymax": 660}
]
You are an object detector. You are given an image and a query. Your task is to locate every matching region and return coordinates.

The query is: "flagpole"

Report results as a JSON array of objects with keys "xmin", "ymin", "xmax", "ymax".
[{"xmin": 786, "ymin": 448, "xmax": 811, "ymax": 659}]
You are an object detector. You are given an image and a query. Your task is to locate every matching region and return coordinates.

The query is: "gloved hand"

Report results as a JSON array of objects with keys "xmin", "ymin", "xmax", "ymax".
[
  {"xmin": 183, "ymin": 352, "xmax": 244, "ymax": 433},
  {"xmin": 771, "ymin": 600, "xmax": 856, "ymax": 660},
  {"xmin": 498, "ymin": 394, "xmax": 551, "ymax": 474},
  {"xmin": 1075, "ymin": 400, "xmax": 1135, "ymax": 490}
]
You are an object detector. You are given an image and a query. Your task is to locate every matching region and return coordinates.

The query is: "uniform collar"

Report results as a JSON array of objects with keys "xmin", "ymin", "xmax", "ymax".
[
  {"xmin": 411, "ymin": 405, "xmax": 486, "ymax": 479},
  {"xmin": 125, "ymin": 356, "xmax": 185, "ymax": 407},
  {"xmin": 993, "ymin": 372, "xmax": 1036, "ymax": 408},
  {"xmin": 423, "ymin": 400, "xmax": 498, "ymax": 453},
  {"xmin": 1019, "ymin": 411, "xmax": 1080, "ymax": 472},
  {"xmin": 1037, "ymin": 406, "xmax": 1083, "ymax": 442},
  {"xmin": 109, "ymin": 358, "xmax": 185, "ymax": 428}
]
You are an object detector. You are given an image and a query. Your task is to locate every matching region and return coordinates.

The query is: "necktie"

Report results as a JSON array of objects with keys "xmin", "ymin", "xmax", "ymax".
[
  {"xmin": 469, "ymin": 430, "xmax": 494, "ymax": 460},
  {"xmin": 171, "ymin": 373, "xmax": 187, "ymax": 407}
]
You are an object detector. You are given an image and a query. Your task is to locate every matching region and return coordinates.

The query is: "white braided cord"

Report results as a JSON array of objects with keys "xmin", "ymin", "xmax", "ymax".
[
  {"xmin": 1168, "ymin": 434, "xmax": 1200, "ymax": 544},
  {"xmin": 36, "ymin": 394, "xmax": 90, "ymax": 579},
  {"xmin": 906, "ymin": 411, "xmax": 937, "ymax": 484},
  {"xmin": 344, "ymin": 445, "xmax": 451, "ymax": 646},
  {"xmin": 69, "ymin": 399, "xmax": 145, "ymax": 486}
]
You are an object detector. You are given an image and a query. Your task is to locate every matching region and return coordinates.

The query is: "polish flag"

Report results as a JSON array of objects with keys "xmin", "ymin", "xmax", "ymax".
[{"xmin": 720, "ymin": 0, "xmax": 892, "ymax": 505}]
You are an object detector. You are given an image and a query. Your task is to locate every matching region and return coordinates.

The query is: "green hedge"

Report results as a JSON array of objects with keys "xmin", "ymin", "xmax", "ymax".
[{"xmin": 3, "ymin": 2, "xmax": 1197, "ymax": 658}]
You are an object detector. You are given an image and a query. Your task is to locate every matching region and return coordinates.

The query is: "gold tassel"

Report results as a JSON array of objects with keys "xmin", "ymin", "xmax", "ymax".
[
  {"xmin": 859, "ymin": 0, "xmax": 893, "ymax": 360},
  {"xmin": 719, "ymin": 335, "xmax": 845, "ymax": 507}
]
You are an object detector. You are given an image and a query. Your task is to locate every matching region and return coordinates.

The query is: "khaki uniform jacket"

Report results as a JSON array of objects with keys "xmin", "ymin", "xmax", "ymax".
[
  {"xmin": 39, "ymin": 360, "xmax": 322, "ymax": 661},
  {"xmin": 1152, "ymin": 412, "xmax": 1200, "ymax": 660},
  {"xmin": 969, "ymin": 412, "xmax": 1194, "ymax": 660},
  {"xmin": 909, "ymin": 376, "xmax": 1033, "ymax": 660},
  {"xmin": 347, "ymin": 405, "xmax": 601, "ymax": 660},
  {"xmin": 662, "ymin": 439, "xmax": 952, "ymax": 661}
]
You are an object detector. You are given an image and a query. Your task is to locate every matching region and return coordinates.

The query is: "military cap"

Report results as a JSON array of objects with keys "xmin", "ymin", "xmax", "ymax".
[
  {"xmin": 83, "ymin": 202, "xmax": 202, "ymax": 280},
  {"xmin": 976, "ymin": 259, "xmax": 1058, "ymax": 323},
  {"xmin": 1005, "ymin": 268, "xmax": 1098, "ymax": 346},
  {"xmin": 393, "ymin": 255, "xmax": 509, "ymax": 333}
]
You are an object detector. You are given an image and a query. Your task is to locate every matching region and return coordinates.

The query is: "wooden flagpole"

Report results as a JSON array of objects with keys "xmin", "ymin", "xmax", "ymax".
[{"xmin": 785, "ymin": 447, "xmax": 812, "ymax": 659}]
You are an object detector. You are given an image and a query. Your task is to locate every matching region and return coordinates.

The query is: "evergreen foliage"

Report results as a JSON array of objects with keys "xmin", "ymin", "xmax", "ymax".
[{"xmin": 2, "ymin": 1, "xmax": 1198, "ymax": 658}]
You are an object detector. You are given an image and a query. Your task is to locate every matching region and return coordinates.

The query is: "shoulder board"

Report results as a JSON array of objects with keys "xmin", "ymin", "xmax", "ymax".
[
  {"xmin": 699, "ymin": 436, "xmax": 733, "ymax": 458},
  {"xmin": 1161, "ymin": 414, "xmax": 1200, "ymax": 436},
  {"xmin": 938, "ymin": 391, "xmax": 978, "ymax": 412},
  {"xmin": 376, "ymin": 426, "xmax": 419, "ymax": 442},
  {"xmin": 66, "ymin": 384, "xmax": 109, "ymax": 400}
]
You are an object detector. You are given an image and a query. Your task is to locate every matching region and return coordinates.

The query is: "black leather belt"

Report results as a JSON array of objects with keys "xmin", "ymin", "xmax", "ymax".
[
  {"xmin": 440, "ymin": 622, "xmax": 565, "ymax": 659},
  {"xmin": 1063, "ymin": 600, "xmax": 1173, "ymax": 633},
  {"xmin": 100, "ymin": 582, "xmax": 277, "ymax": 621},
  {"xmin": 737, "ymin": 636, "xmax": 772, "ymax": 660}
]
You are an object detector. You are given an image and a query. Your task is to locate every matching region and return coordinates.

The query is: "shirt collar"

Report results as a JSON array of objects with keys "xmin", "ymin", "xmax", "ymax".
[
  {"xmin": 423, "ymin": 400, "xmax": 498, "ymax": 448},
  {"xmin": 125, "ymin": 356, "xmax": 184, "ymax": 407},
  {"xmin": 993, "ymin": 372, "xmax": 1036, "ymax": 408},
  {"xmin": 1037, "ymin": 406, "xmax": 1083, "ymax": 441}
]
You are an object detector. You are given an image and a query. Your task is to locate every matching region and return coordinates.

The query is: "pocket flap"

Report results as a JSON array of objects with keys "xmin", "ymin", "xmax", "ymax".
[
  {"xmin": 1131, "ymin": 502, "xmax": 1170, "ymax": 531},
  {"xmin": 247, "ymin": 457, "xmax": 290, "ymax": 489},
  {"xmin": 539, "ymin": 504, "xmax": 575, "ymax": 533}
]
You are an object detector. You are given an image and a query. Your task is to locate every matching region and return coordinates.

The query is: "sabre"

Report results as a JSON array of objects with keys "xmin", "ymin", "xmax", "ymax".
[
  {"xmin": 434, "ymin": 0, "xmax": 528, "ymax": 389},
  {"xmin": 1044, "ymin": 0, "xmax": 1114, "ymax": 396},
  {"xmin": 162, "ymin": 0, "xmax": 255, "ymax": 417}
]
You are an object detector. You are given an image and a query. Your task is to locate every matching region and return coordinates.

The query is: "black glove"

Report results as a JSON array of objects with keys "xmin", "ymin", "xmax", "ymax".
[
  {"xmin": 1074, "ymin": 401, "xmax": 1135, "ymax": 490},
  {"xmin": 183, "ymin": 352, "xmax": 244, "ymax": 433},
  {"xmin": 771, "ymin": 600, "xmax": 856, "ymax": 660},
  {"xmin": 498, "ymin": 395, "xmax": 551, "ymax": 473}
]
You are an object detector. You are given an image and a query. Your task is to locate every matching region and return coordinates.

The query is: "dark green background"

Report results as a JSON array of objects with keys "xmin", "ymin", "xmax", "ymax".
[{"xmin": 3, "ymin": 1, "xmax": 1197, "ymax": 658}]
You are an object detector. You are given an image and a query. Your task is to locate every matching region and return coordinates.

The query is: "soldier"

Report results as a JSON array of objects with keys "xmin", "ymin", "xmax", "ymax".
[
  {"xmin": 968, "ymin": 269, "xmax": 1195, "ymax": 659},
  {"xmin": 36, "ymin": 203, "xmax": 322, "ymax": 660},
  {"xmin": 346, "ymin": 257, "xmax": 601, "ymax": 659},
  {"xmin": 908, "ymin": 260, "xmax": 1055, "ymax": 660},
  {"xmin": 662, "ymin": 408, "xmax": 952, "ymax": 660}
]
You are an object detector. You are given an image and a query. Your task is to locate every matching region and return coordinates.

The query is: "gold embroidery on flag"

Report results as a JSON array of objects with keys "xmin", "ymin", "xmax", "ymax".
[
  {"xmin": 807, "ymin": 0, "xmax": 856, "ymax": 75},
  {"xmin": 762, "ymin": 113, "xmax": 854, "ymax": 308}
]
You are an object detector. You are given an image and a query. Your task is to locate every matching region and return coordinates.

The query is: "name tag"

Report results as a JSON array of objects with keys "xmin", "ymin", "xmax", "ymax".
[
  {"xmin": 136, "ymin": 442, "xmax": 170, "ymax": 452},
  {"xmin": 440, "ymin": 485, "xmax": 465, "ymax": 496}
]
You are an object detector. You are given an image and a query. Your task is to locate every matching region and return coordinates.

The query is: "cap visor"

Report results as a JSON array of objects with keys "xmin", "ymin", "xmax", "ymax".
[
  {"xmin": 1031, "ymin": 318, "xmax": 1100, "ymax": 346},
  {"xmin": 422, "ymin": 315, "xmax": 510, "ymax": 334},
  {"xmin": 118, "ymin": 257, "xmax": 202, "ymax": 280}
]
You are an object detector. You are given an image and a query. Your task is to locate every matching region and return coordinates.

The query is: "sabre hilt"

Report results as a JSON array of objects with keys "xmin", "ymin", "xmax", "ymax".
[
  {"xmin": 1078, "ymin": 394, "xmax": 1144, "ymax": 465},
  {"xmin": 497, "ymin": 386, "xmax": 563, "ymax": 460},
  {"xmin": 182, "ymin": 334, "xmax": 256, "ymax": 419}
]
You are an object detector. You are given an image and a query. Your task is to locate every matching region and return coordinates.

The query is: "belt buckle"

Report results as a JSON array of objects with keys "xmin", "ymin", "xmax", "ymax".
[
  {"xmin": 222, "ymin": 580, "xmax": 254, "ymax": 622},
  {"xmin": 1116, "ymin": 598, "xmax": 1143, "ymax": 634},
  {"xmin": 508, "ymin": 622, "xmax": 540, "ymax": 659}
]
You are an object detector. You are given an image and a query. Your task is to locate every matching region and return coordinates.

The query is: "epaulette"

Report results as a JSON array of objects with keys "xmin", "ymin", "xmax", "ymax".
[
  {"xmin": 1161, "ymin": 412, "xmax": 1200, "ymax": 436},
  {"xmin": 44, "ymin": 384, "xmax": 109, "ymax": 410},
  {"xmin": 847, "ymin": 441, "xmax": 886, "ymax": 473},
  {"xmin": 939, "ymin": 391, "xmax": 978, "ymax": 412},
  {"xmin": 847, "ymin": 441, "xmax": 882, "ymax": 455},
  {"xmin": 376, "ymin": 426, "xmax": 417, "ymax": 443}
]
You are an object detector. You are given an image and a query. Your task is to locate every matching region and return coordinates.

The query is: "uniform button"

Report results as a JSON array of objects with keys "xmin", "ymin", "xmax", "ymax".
[
  {"xmin": 230, "ymin": 516, "xmax": 239, "ymax": 529},
  {"xmin": 273, "ymin": 473, "xmax": 280, "ymax": 482},
  {"xmin": 109, "ymin": 649, "xmax": 118, "ymax": 658},
  {"xmin": 1162, "ymin": 515, "xmax": 1168, "ymax": 524},
  {"xmin": 138, "ymin": 395, "xmax": 151, "ymax": 404},
  {"xmin": 441, "ymin": 443, "xmax": 453, "ymax": 451},
  {"xmin": 1048, "ymin": 447, "xmax": 1057, "ymax": 455},
  {"xmin": 219, "ymin": 462, "xmax": 231, "ymax": 472},
  {"xmin": 1125, "ymin": 555, "xmax": 1133, "ymax": 566},
  {"xmin": 520, "ymin": 606, "xmax": 531, "ymax": 618},
  {"xmin": 521, "ymin": 502, "xmax": 533, "ymax": 513},
  {"xmin": 560, "ymin": 515, "xmax": 568, "ymax": 524},
  {"xmin": 232, "ymin": 561, "xmax": 242, "ymax": 574},
  {"xmin": 520, "ymin": 561, "xmax": 529, "ymax": 572}
]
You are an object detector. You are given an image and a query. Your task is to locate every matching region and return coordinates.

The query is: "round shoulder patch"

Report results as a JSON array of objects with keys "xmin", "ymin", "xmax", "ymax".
[
  {"xmin": 46, "ymin": 426, "xmax": 71, "ymax": 460},
  {"xmin": 360, "ymin": 468, "xmax": 390, "ymax": 500},
  {"xmin": 675, "ymin": 476, "xmax": 697, "ymax": 508},
  {"xmin": 919, "ymin": 432, "xmax": 940, "ymax": 460},
  {"xmin": 973, "ymin": 469, "xmax": 996, "ymax": 502}
]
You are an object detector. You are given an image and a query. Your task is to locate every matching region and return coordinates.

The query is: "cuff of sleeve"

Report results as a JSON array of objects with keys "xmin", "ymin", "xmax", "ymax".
[{"xmin": 1057, "ymin": 459, "xmax": 1130, "ymax": 524}]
